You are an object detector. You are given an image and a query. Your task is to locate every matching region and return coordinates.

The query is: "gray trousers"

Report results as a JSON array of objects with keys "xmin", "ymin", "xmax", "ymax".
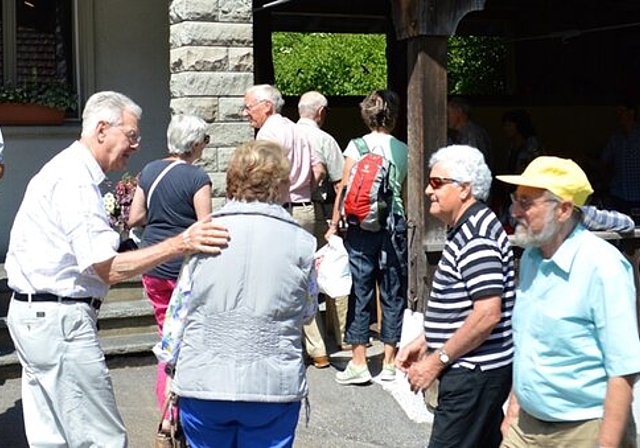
[{"xmin": 7, "ymin": 298, "xmax": 127, "ymax": 447}]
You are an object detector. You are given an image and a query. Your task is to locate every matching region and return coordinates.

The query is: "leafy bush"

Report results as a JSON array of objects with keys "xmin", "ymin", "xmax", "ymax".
[
  {"xmin": 273, "ymin": 33, "xmax": 387, "ymax": 96},
  {"xmin": 272, "ymin": 32, "xmax": 509, "ymax": 97}
]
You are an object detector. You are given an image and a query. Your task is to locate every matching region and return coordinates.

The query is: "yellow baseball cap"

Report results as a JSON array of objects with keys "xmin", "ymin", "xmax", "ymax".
[{"xmin": 496, "ymin": 156, "xmax": 594, "ymax": 206}]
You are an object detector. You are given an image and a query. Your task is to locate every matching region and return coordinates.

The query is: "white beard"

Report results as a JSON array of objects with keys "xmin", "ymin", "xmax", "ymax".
[{"xmin": 512, "ymin": 206, "xmax": 561, "ymax": 248}]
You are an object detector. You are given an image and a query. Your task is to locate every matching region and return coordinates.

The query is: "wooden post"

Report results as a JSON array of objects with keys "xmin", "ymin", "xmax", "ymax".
[
  {"xmin": 406, "ymin": 36, "xmax": 447, "ymax": 312},
  {"xmin": 390, "ymin": 0, "xmax": 486, "ymax": 311}
]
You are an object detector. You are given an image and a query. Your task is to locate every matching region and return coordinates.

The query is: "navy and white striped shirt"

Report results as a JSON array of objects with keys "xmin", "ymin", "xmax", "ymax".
[{"xmin": 424, "ymin": 201, "xmax": 516, "ymax": 371}]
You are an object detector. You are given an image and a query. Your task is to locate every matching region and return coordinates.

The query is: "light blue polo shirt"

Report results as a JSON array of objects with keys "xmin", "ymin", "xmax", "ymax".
[{"xmin": 513, "ymin": 224, "xmax": 640, "ymax": 422}]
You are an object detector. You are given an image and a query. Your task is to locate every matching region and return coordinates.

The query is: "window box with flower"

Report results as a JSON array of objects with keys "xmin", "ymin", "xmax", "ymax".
[{"xmin": 0, "ymin": 80, "xmax": 78, "ymax": 125}]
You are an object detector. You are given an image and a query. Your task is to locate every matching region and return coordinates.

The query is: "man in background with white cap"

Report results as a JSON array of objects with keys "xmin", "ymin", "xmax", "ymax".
[{"xmin": 497, "ymin": 156, "xmax": 640, "ymax": 448}]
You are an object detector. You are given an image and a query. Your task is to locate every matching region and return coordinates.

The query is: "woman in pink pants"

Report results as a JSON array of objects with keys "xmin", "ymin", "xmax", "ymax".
[{"xmin": 128, "ymin": 114, "xmax": 212, "ymax": 431}]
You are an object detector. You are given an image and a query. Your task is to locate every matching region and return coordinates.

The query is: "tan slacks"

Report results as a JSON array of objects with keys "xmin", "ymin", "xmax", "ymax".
[
  {"xmin": 501, "ymin": 409, "xmax": 637, "ymax": 448},
  {"xmin": 325, "ymin": 294, "xmax": 348, "ymax": 348},
  {"xmin": 290, "ymin": 203, "xmax": 329, "ymax": 358}
]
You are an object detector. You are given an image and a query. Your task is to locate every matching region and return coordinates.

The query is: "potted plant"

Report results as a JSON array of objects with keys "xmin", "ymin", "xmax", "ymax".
[{"xmin": 0, "ymin": 80, "xmax": 78, "ymax": 125}]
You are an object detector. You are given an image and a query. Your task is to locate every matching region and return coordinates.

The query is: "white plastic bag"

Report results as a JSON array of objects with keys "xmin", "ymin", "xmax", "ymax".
[
  {"xmin": 399, "ymin": 308, "xmax": 424, "ymax": 348},
  {"xmin": 315, "ymin": 235, "xmax": 352, "ymax": 297}
]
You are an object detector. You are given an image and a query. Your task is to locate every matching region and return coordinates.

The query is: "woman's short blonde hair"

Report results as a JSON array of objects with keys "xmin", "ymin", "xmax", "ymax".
[{"xmin": 226, "ymin": 140, "xmax": 290, "ymax": 202}]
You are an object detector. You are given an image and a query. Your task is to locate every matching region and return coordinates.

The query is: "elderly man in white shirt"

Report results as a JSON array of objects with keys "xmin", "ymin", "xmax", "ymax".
[
  {"xmin": 296, "ymin": 91, "xmax": 350, "ymax": 351},
  {"xmin": 5, "ymin": 91, "xmax": 230, "ymax": 447}
]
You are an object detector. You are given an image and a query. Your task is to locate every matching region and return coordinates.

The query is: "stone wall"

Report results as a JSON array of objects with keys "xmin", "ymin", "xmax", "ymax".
[{"xmin": 168, "ymin": 0, "xmax": 254, "ymax": 209}]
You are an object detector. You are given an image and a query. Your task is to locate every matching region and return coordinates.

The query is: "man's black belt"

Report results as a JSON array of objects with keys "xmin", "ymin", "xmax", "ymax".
[
  {"xmin": 12, "ymin": 292, "xmax": 102, "ymax": 311},
  {"xmin": 283, "ymin": 202, "xmax": 313, "ymax": 208}
]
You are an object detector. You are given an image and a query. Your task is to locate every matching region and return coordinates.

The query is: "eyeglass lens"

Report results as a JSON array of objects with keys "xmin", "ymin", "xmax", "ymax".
[{"xmin": 118, "ymin": 127, "xmax": 141, "ymax": 145}]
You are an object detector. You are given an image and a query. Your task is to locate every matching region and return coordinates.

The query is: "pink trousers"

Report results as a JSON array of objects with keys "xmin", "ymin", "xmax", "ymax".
[{"xmin": 142, "ymin": 274, "xmax": 177, "ymax": 413}]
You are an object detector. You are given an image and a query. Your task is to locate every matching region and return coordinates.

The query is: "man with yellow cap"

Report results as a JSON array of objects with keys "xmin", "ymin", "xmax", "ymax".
[{"xmin": 497, "ymin": 156, "xmax": 640, "ymax": 448}]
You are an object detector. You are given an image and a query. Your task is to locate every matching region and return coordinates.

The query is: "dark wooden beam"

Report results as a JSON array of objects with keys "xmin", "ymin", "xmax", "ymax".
[
  {"xmin": 253, "ymin": 3, "xmax": 275, "ymax": 84},
  {"xmin": 391, "ymin": 0, "xmax": 486, "ymax": 38},
  {"xmin": 405, "ymin": 36, "xmax": 447, "ymax": 312}
]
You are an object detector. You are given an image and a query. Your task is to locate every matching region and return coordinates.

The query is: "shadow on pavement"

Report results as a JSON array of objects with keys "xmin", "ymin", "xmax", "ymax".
[{"xmin": 0, "ymin": 398, "xmax": 27, "ymax": 448}]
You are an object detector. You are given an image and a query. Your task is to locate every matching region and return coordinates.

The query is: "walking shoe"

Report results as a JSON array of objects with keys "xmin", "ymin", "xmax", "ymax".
[
  {"xmin": 379, "ymin": 363, "xmax": 396, "ymax": 381},
  {"xmin": 335, "ymin": 361, "xmax": 372, "ymax": 385},
  {"xmin": 312, "ymin": 356, "xmax": 330, "ymax": 369}
]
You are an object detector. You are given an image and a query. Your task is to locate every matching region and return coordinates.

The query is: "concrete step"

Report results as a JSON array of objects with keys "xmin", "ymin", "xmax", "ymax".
[
  {"xmin": 0, "ymin": 298, "xmax": 159, "ymax": 377},
  {"xmin": 103, "ymin": 276, "xmax": 146, "ymax": 303},
  {"xmin": 0, "ymin": 332, "xmax": 160, "ymax": 379}
]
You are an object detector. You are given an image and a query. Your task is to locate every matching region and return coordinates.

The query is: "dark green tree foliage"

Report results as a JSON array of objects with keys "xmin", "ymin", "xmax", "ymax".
[
  {"xmin": 272, "ymin": 33, "xmax": 387, "ymax": 96},
  {"xmin": 272, "ymin": 33, "xmax": 508, "ymax": 97},
  {"xmin": 447, "ymin": 36, "xmax": 508, "ymax": 95}
]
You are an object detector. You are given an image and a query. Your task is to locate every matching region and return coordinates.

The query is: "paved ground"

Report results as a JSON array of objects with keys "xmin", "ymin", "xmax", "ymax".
[
  {"xmin": 4, "ymin": 354, "xmax": 640, "ymax": 447},
  {"xmin": 0, "ymin": 354, "xmax": 430, "ymax": 448}
]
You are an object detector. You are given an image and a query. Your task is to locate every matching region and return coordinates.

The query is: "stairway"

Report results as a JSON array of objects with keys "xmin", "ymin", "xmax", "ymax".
[{"xmin": 0, "ymin": 264, "xmax": 158, "ymax": 379}]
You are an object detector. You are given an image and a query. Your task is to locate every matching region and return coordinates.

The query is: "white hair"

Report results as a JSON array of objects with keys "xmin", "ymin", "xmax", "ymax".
[
  {"xmin": 298, "ymin": 91, "xmax": 328, "ymax": 118},
  {"xmin": 245, "ymin": 84, "xmax": 284, "ymax": 112},
  {"xmin": 81, "ymin": 91, "xmax": 142, "ymax": 137},
  {"xmin": 166, "ymin": 114, "xmax": 208, "ymax": 155},
  {"xmin": 429, "ymin": 145, "xmax": 492, "ymax": 201}
]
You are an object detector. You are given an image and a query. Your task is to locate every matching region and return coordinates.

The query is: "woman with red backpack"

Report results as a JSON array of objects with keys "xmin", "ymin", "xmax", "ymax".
[{"xmin": 325, "ymin": 89, "xmax": 409, "ymax": 385}]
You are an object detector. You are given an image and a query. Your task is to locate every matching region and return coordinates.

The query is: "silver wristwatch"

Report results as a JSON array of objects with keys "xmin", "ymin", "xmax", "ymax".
[{"xmin": 437, "ymin": 348, "xmax": 451, "ymax": 366}]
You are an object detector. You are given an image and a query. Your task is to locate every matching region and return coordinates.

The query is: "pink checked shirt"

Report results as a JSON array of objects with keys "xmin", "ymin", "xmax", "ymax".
[{"xmin": 257, "ymin": 114, "xmax": 318, "ymax": 203}]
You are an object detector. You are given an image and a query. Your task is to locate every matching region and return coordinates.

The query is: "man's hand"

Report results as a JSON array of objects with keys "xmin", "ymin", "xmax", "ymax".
[
  {"xmin": 181, "ymin": 217, "xmax": 230, "ymax": 255},
  {"xmin": 95, "ymin": 217, "xmax": 230, "ymax": 285},
  {"xmin": 406, "ymin": 353, "xmax": 443, "ymax": 393},
  {"xmin": 395, "ymin": 334, "xmax": 427, "ymax": 373},
  {"xmin": 501, "ymin": 391, "xmax": 519, "ymax": 438}
]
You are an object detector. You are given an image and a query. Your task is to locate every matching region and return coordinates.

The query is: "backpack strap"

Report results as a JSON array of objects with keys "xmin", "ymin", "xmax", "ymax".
[{"xmin": 352, "ymin": 137, "xmax": 370, "ymax": 156}]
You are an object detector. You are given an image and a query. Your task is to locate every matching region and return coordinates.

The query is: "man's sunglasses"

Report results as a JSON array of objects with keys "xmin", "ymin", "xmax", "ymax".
[{"xmin": 428, "ymin": 177, "xmax": 463, "ymax": 189}]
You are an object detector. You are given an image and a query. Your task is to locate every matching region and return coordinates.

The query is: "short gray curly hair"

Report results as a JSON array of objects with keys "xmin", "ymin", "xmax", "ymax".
[{"xmin": 428, "ymin": 145, "xmax": 492, "ymax": 201}]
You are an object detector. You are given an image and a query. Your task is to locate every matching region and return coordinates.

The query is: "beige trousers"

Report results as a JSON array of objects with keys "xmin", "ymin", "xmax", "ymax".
[
  {"xmin": 501, "ymin": 409, "xmax": 637, "ymax": 448},
  {"xmin": 325, "ymin": 294, "xmax": 348, "ymax": 348},
  {"xmin": 290, "ymin": 203, "xmax": 328, "ymax": 358}
]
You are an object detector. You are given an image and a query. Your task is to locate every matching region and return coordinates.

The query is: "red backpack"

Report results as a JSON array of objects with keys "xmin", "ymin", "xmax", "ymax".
[{"xmin": 342, "ymin": 138, "xmax": 393, "ymax": 232}]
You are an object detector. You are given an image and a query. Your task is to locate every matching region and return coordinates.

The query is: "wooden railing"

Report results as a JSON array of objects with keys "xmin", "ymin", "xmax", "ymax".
[{"xmin": 421, "ymin": 229, "xmax": 640, "ymax": 317}]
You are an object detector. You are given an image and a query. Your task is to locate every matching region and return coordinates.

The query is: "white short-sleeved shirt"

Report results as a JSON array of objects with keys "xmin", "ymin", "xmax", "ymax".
[
  {"xmin": 5, "ymin": 141, "xmax": 119, "ymax": 298},
  {"xmin": 295, "ymin": 118, "xmax": 343, "ymax": 183}
]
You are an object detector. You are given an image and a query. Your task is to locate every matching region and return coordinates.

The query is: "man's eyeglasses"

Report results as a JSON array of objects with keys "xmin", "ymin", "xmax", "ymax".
[
  {"xmin": 510, "ymin": 193, "xmax": 558, "ymax": 211},
  {"xmin": 428, "ymin": 177, "xmax": 462, "ymax": 189},
  {"xmin": 112, "ymin": 125, "xmax": 141, "ymax": 146},
  {"xmin": 242, "ymin": 99, "xmax": 267, "ymax": 111}
]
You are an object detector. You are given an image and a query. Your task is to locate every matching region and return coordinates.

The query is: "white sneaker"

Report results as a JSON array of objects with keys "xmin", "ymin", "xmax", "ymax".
[
  {"xmin": 335, "ymin": 361, "xmax": 372, "ymax": 385},
  {"xmin": 379, "ymin": 363, "xmax": 396, "ymax": 381}
]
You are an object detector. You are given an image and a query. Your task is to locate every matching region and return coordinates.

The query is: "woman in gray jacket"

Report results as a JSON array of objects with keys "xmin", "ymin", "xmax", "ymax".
[{"xmin": 165, "ymin": 139, "xmax": 318, "ymax": 448}]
